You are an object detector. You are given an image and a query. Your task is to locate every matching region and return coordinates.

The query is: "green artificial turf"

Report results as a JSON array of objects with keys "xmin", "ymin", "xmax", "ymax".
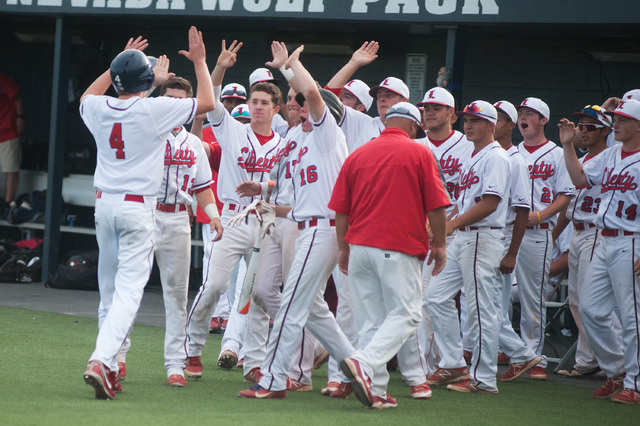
[{"xmin": 0, "ymin": 305, "xmax": 635, "ymax": 425}]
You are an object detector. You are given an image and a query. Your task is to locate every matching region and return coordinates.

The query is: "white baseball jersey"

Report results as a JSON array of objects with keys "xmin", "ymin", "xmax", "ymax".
[
  {"xmin": 80, "ymin": 95, "xmax": 196, "ymax": 195},
  {"xmin": 505, "ymin": 146, "xmax": 532, "ymax": 225},
  {"xmin": 261, "ymin": 125, "xmax": 303, "ymax": 207},
  {"xmin": 272, "ymin": 113, "xmax": 290, "ymax": 138},
  {"xmin": 583, "ymin": 145, "xmax": 640, "ymax": 232},
  {"xmin": 566, "ymin": 153, "xmax": 604, "ymax": 225},
  {"xmin": 419, "ymin": 130, "xmax": 474, "ymax": 216},
  {"xmin": 207, "ymin": 107, "xmax": 285, "ymax": 205},
  {"xmin": 457, "ymin": 141, "xmax": 511, "ymax": 228},
  {"xmin": 337, "ymin": 105, "xmax": 384, "ymax": 153},
  {"xmin": 517, "ymin": 140, "xmax": 574, "ymax": 227},
  {"xmin": 158, "ymin": 127, "xmax": 212, "ymax": 206},
  {"xmin": 289, "ymin": 105, "xmax": 347, "ymax": 221}
]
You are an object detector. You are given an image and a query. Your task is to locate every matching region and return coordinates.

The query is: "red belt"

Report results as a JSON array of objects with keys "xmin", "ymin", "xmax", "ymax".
[
  {"xmin": 298, "ymin": 218, "xmax": 336, "ymax": 230},
  {"xmin": 157, "ymin": 203, "xmax": 186, "ymax": 213},
  {"xmin": 573, "ymin": 222, "xmax": 596, "ymax": 231},
  {"xmin": 458, "ymin": 226, "xmax": 501, "ymax": 232},
  {"xmin": 95, "ymin": 191, "xmax": 144, "ymax": 203},
  {"xmin": 527, "ymin": 223, "xmax": 550, "ymax": 230},
  {"xmin": 601, "ymin": 229, "xmax": 637, "ymax": 237}
]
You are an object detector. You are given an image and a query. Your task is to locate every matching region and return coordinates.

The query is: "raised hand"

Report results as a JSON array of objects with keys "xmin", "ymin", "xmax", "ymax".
[
  {"xmin": 265, "ymin": 41, "xmax": 289, "ymax": 70},
  {"xmin": 350, "ymin": 41, "xmax": 379, "ymax": 67},
  {"xmin": 152, "ymin": 55, "xmax": 175, "ymax": 87},
  {"xmin": 284, "ymin": 45, "xmax": 304, "ymax": 70},
  {"xmin": 179, "ymin": 26, "xmax": 207, "ymax": 64},
  {"xmin": 124, "ymin": 36, "xmax": 148, "ymax": 52},
  {"xmin": 216, "ymin": 39, "xmax": 243, "ymax": 69},
  {"xmin": 557, "ymin": 118, "xmax": 577, "ymax": 146}
]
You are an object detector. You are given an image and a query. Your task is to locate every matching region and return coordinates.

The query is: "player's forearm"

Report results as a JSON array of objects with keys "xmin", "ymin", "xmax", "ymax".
[
  {"xmin": 539, "ymin": 194, "xmax": 571, "ymax": 222},
  {"xmin": 194, "ymin": 60, "xmax": 214, "ymax": 115},
  {"xmin": 326, "ymin": 60, "xmax": 360, "ymax": 90},
  {"xmin": 562, "ymin": 143, "xmax": 589, "ymax": 187},
  {"xmin": 448, "ymin": 195, "xmax": 500, "ymax": 231},
  {"xmin": 427, "ymin": 207, "xmax": 447, "ymax": 250},
  {"xmin": 335, "ymin": 213, "xmax": 350, "ymax": 252},
  {"xmin": 288, "ymin": 59, "xmax": 324, "ymax": 121},
  {"xmin": 552, "ymin": 205, "xmax": 570, "ymax": 242},
  {"xmin": 81, "ymin": 70, "xmax": 112, "ymax": 101},
  {"xmin": 195, "ymin": 187, "xmax": 216, "ymax": 209},
  {"xmin": 211, "ymin": 64, "xmax": 226, "ymax": 88},
  {"xmin": 275, "ymin": 205, "xmax": 292, "ymax": 218},
  {"xmin": 506, "ymin": 207, "xmax": 529, "ymax": 257}
]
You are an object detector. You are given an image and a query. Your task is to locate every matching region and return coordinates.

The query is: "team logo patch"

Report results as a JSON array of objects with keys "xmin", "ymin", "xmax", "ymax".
[{"xmin": 385, "ymin": 253, "xmax": 390, "ymax": 258}]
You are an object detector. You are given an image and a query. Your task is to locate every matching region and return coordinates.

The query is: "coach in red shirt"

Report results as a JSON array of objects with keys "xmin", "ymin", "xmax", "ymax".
[{"xmin": 328, "ymin": 102, "xmax": 449, "ymax": 408}]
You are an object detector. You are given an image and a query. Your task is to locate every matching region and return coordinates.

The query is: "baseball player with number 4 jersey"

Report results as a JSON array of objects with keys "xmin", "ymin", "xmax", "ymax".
[
  {"xmin": 515, "ymin": 97, "xmax": 573, "ymax": 380},
  {"xmin": 80, "ymin": 28, "xmax": 215, "ymax": 400},
  {"xmin": 561, "ymin": 99, "xmax": 640, "ymax": 404}
]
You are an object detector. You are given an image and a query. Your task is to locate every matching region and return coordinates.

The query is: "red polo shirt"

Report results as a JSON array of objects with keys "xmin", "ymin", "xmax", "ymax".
[{"xmin": 329, "ymin": 127, "xmax": 450, "ymax": 260}]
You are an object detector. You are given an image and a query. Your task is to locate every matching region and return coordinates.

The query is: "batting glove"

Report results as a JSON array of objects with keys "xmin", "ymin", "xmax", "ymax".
[
  {"xmin": 260, "ymin": 202, "xmax": 276, "ymax": 239},
  {"xmin": 227, "ymin": 200, "xmax": 262, "ymax": 227}
]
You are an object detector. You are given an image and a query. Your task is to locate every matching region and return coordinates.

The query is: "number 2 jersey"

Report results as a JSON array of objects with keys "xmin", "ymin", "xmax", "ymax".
[
  {"xmin": 518, "ymin": 140, "xmax": 574, "ymax": 227},
  {"xmin": 566, "ymin": 152, "xmax": 603, "ymax": 225},
  {"xmin": 582, "ymin": 144, "xmax": 640, "ymax": 232},
  {"xmin": 80, "ymin": 95, "xmax": 197, "ymax": 195}
]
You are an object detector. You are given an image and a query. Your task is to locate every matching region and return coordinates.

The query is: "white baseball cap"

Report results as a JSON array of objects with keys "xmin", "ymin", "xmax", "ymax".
[
  {"xmin": 417, "ymin": 87, "xmax": 455, "ymax": 108},
  {"xmin": 493, "ymin": 100, "xmax": 518, "ymax": 123},
  {"xmin": 221, "ymin": 83, "xmax": 247, "ymax": 101},
  {"xmin": 249, "ymin": 68, "xmax": 281, "ymax": 86},
  {"xmin": 231, "ymin": 104, "xmax": 251, "ymax": 120},
  {"xmin": 369, "ymin": 77, "xmax": 410, "ymax": 100},
  {"xmin": 622, "ymin": 89, "xmax": 640, "ymax": 101},
  {"xmin": 572, "ymin": 105, "xmax": 612, "ymax": 127},
  {"xmin": 516, "ymin": 97, "xmax": 550, "ymax": 120},
  {"xmin": 605, "ymin": 99, "xmax": 640, "ymax": 121},
  {"xmin": 456, "ymin": 100, "xmax": 498, "ymax": 125},
  {"xmin": 343, "ymin": 79, "xmax": 373, "ymax": 111},
  {"xmin": 385, "ymin": 102, "xmax": 426, "ymax": 139}
]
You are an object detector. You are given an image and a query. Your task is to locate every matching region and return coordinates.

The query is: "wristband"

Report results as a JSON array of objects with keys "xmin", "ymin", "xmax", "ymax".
[
  {"xmin": 257, "ymin": 184, "xmax": 262, "ymax": 195},
  {"xmin": 204, "ymin": 204, "xmax": 220, "ymax": 221},
  {"xmin": 279, "ymin": 65, "xmax": 295, "ymax": 82},
  {"xmin": 536, "ymin": 211, "xmax": 541, "ymax": 224}
]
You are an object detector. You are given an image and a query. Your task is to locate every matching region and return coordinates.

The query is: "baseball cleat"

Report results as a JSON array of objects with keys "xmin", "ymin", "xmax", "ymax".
[
  {"xmin": 527, "ymin": 366, "xmax": 547, "ymax": 380},
  {"xmin": 498, "ymin": 356, "xmax": 540, "ymax": 382},
  {"xmin": 209, "ymin": 317, "xmax": 222, "ymax": 334},
  {"xmin": 244, "ymin": 367, "xmax": 263, "ymax": 384},
  {"xmin": 84, "ymin": 360, "xmax": 116, "ymax": 400},
  {"xmin": 286, "ymin": 377, "xmax": 312, "ymax": 392},
  {"xmin": 611, "ymin": 388, "xmax": 640, "ymax": 404},
  {"xmin": 168, "ymin": 374, "xmax": 187, "ymax": 387},
  {"xmin": 410, "ymin": 382, "xmax": 433, "ymax": 399},
  {"xmin": 370, "ymin": 393, "xmax": 398, "ymax": 409},
  {"xmin": 185, "ymin": 356, "xmax": 203, "ymax": 379},
  {"xmin": 426, "ymin": 367, "xmax": 469, "ymax": 385},
  {"xmin": 110, "ymin": 371, "xmax": 122, "ymax": 393},
  {"xmin": 340, "ymin": 358, "xmax": 373, "ymax": 407},
  {"xmin": 557, "ymin": 367, "xmax": 605, "ymax": 379},
  {"xmin": 218, "ymin": 350, "xmax": 238, "ymax": 370},
  {"xmin": 313, "ymin": 350, "xmax": 329, "ymax": 370},
  {"xmin": 321, "ymin": 381, "xmax": 340, "ymax": 396},
  {"xmin": 497, "ymin": 352, "xmax": 510, "ymax": 366},
  {"xmin": 117, "ymin": 361, "xmax": 127, "ymax": 382},
  {"xmin": 238, "ymin": 385, "xmax": 286, "ymax": 399},
  {"xmin": 329, "ymin": 382, "xmax": 352, "ymax": 399},
  {"xmin": 447, "ymin": 378, "xmax": 498, "ymax": 394},
  {"xmin": 593, "ymin": 375, "xmax": 625, "ymax": 399}
]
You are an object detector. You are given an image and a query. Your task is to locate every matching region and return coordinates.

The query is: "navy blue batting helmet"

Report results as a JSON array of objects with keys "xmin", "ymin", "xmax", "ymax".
[
  {"xmin": 110, "ymin": 49, "xmax": 155, "ymax": 93},
  {"xmin": 295, "ymin": 89, "xmax": 344, "ymax": 124}
]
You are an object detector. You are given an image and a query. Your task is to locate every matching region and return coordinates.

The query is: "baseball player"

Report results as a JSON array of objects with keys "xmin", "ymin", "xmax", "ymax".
[
  {"xmin": 221, "ymin": 82, "xmax": 247, "ymax": 112},
  {"xmin": 601, "ymin": 89, "xmax": 640, "ymax": 147},
  {"xmin": 555, "ymin": 105, "xmax": 622, "ymax": 379},
  {"xmin": 491, "ymin": 100, "xmax": 541, "ymax": 381},
  {"xmin": 417, "ymin": 87, "xmax": 473, "ymax": 382},
  {"xmin": 81, "ymin": 28, "xmax": 215, "ymax": 400},
  {"xmin": 249, "ymin": 67, "xmax": 290, "ymax": 136},
  {"xmin": 426, "ymin": 101, "xmax": 510, "ymax": 394},
  {"xmin": 238, "ymin": 45, "xmax": 356, "ymax": 400},
  {"xmin": 185, "ymin": 40, "xmax": 285, "ymax": 378},
  {"xmin": 560, "ymin": 99, "xmax": 640, "ymax": 404},
  {"xmin": 329, "ymin": 102, "xmax": 449, "ymax": 409},
  {"xmin": 515, "ymin": 97, "xmax": 573, "ymax": 380}
]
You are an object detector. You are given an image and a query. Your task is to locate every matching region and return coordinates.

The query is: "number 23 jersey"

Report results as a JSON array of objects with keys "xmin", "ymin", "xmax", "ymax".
[{"xmin": 80, "ymin": 95, "xmax": 196, "ymax": 195}]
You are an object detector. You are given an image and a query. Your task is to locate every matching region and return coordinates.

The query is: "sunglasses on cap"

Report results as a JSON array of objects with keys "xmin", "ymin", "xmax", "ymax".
[
  {"xmin": 388, "ymin": 106, "xmax": 418, "ymax": 121},
  {"xmin": 463, "ymin": 103, "xmax": 482, "ymax": 114},
  {"xmin": 578, "ymin": 123, "xmax": 606, "ymax": 132},
  {"xmin": 580, "ymin": 105, "xmax": 604, "ymax": 118},
  {"xmin": 222, "ymin": 88, "xmax": 247, "ymax": 98}
]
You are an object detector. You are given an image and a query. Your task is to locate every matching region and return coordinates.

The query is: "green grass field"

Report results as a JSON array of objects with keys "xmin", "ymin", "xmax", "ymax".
[{"xmin": 0, "ymin": 305, "xmax": 634, "ymax": 425}]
